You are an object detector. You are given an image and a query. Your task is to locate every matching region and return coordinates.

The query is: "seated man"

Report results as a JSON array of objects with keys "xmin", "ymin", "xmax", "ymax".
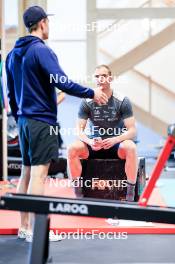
[{"xmin": 68, "ymin": 65, "xmax": 138, "ymax": 201}]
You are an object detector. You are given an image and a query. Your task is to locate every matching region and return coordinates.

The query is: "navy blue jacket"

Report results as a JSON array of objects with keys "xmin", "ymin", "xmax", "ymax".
[{"xmin": 6, "ymin": 36, "xmax": 94, "ymax": 124}]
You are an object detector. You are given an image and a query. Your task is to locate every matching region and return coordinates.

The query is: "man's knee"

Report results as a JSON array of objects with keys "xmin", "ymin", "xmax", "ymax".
[
  {"xmin": 68, "ymin": 141, "xmax": 88, "ymax": 159},
  {"xmin": 67, "ymin": 144, "xmax": 79, "ymax": 159},
  {"xmin": 121, "ymin": 140, "xmax": 137, "ymax": 156}
]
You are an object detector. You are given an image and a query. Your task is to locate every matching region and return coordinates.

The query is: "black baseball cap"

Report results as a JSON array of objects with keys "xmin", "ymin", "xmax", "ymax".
[{"xmin": 23, "ymin": 6, "xmax": 53, "ymax": 28}]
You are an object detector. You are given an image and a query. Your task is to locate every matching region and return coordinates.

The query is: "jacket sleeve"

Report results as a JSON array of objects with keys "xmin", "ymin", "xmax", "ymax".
[
  {"xmin": 37, "ymin": 45, "xmax": 94, "ymax": 99},
  {"xmin": 5, "ymin": 54, "xmax": 18, "ymax": 121}
]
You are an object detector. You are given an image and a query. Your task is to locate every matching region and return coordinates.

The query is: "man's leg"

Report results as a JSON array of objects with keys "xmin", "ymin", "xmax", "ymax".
[
  {"xmin": 118, "ymin": 140, "xmax": 138, "ymax": 201},
  {"xmin": 67, "ymin": 140, "xmax": 89, "ymax": 197},
  {"xmin": 17, "ymin": 165, "xmax": 31, "ymax": 230},
  {"xmin": 27, "ymin": 163, "xmax": 50, "ymax": 231},
  {"xmin": 67, "ymin": 140, "xmax": 89, "ymax": 179}
]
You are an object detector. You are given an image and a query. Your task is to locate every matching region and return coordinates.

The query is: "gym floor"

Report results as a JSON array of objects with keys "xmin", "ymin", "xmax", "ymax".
[{"xmin": 0, "ymin": 234, "xmax": 175, "ymax": 264}]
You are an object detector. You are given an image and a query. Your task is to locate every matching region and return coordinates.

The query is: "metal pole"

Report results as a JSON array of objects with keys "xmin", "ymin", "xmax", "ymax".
[
  {"xmin": 86, "ymin": 0, "xmax": 97, "ymax": 84},
  {"xmin": 0, "ymin": 0, "xmax": 8, "ymax": 180},
  {"xmin": 29, "ymin": 214, "xmax": 50, "ymax": 264}
]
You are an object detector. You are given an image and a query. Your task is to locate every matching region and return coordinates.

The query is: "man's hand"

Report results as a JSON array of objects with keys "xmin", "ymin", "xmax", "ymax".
[
  {"xmin": 102, "ymin": 137, "xmax": 119, "ymax": 149},
  {"xmin": 89, "ymin": 138, "xmax": 103, "ymax": 151},
  {"xmin": 93, "ymin": 87, "xmax": 108, "ymax": 105}
]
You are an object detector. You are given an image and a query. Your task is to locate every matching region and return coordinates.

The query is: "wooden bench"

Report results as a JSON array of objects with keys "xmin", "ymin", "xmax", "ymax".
[{"xmin": 81, "ymin": 157, "xmax": 146, "ymax": 201}]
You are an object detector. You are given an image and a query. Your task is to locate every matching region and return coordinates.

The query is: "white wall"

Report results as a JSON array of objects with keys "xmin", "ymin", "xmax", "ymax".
[
  {"xmin": 151, "ymin": 84, "xmax": 175, "ymax": 124},
  {"xmin": 47, "ymin": 0, "xmax": 87, "ymax": 80},
  {"xmin": 112, "ymin": 70, "xmax": 175, "ymax": 124},
  {"xmin": 135, "ymin": 41, "xmax": 175, "ymax": 94},
  {"xmin": 5, "ymin": 0, "xmax": 18, "ymax": 27},
  {"xmin": 112, "ymin": 70, "xmax": 150, "ymax": 112}
]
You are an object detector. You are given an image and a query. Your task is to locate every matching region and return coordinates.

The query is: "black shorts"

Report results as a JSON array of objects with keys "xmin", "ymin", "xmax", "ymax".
[
  {"xmin": 87, "ymin": 143, "xmax": 121, "ymax": 159},
  {"xmin": 18, "ymin": 117, "xmax": 58, "ymax": 166}
]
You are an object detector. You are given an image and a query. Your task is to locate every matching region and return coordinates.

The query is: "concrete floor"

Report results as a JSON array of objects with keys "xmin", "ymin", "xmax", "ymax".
[{"xmin": 0, "ymin": 234, "xmax": 175, "ymax": 264}]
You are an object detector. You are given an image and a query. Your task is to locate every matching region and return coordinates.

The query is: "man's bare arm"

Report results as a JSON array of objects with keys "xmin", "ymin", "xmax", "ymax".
[
  {"xmin": 115, "ymin": 116, "xmax": 137, "ymax": 143},
  {"xmin": 102, "ymin": 116, "xmax": 137, "ymax": 149},
  {"xmin": 76, "ymin": 119, "xmax": 92, "ymax": 145}
]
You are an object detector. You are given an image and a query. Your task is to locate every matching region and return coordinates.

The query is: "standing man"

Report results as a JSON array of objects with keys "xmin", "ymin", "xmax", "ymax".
[
  {"xmin": 5, "ymin": 6, "xmax": 107, "ymax": 242},
  {"xmin": 68, "ymin": 65, "xmax": 138, "ymax": 202}
]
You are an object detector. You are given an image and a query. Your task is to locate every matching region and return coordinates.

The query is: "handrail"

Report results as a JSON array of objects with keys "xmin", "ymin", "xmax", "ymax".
[
  {"xmin": 98, "ymin": 0, "xmax": 150, "ymax": 38},
  {"xmin": 98, "ymin": 0, "xmax": 174, "ymax": 38},
  {"xmin": 99, "ymin": 48, "xmax": 114, "ymax": 59},
  {"xmin": 132, "ymin": 68, "xmax": 175, "ymax": 101}
]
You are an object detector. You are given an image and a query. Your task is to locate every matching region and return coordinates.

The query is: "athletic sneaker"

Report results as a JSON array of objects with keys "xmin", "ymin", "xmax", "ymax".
[
  {"xmin": 17, "ymin": 228, "xmax": 27, "ymax": 239},
  {"xmin": 106, "ymin": 218, "xmax": 119, "ymax": 226},
  {"xmin": 25, "ymin": 230, "xmax": 62, "ymax": 243},
  {"xmin": 25, "ymin": 230, "xmax": 33, "ymax": 243},
  {"xmin": 49, "ymin": 230, "xmax": 62, "ymax": 242}
]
